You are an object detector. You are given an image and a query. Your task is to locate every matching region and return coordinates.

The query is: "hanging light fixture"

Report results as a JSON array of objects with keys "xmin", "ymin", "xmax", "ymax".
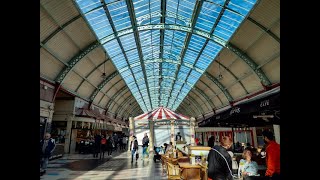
[
  {"xmin": 101, "ymin": 62, "xmax": 106, "ymax": 78},
  {"xmin": 218, "ymin": 61, "xmax": 223, "ymax": 80}
]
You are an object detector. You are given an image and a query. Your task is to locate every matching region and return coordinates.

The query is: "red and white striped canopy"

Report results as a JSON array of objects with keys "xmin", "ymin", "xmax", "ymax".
[{"xmin": 134, "ymin": 107, "xmax": 189, "ymax": 120}]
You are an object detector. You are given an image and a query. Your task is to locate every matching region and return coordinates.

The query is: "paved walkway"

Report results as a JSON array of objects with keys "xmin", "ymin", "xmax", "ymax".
[{"xmin": 41, "ymin": 150, "xmax": 166, "ymax": 180}]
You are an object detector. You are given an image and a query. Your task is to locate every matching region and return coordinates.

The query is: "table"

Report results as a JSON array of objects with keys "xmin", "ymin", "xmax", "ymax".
[{"xmin": 178, "ymin": 162, "xmax": 201, "ymax": 180}]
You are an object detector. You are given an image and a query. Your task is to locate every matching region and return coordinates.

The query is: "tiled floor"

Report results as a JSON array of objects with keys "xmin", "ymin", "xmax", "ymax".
[{"xmin": 41, "ymin": 150, "xmax": 167, "ymax": 180}]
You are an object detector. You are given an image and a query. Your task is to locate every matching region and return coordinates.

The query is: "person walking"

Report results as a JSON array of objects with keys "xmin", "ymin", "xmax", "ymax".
[
  {"xmin": 122, "ymin": 135, "xmax": 128, "ymax": 151},
  {"xmin": 130, "ymin": 136, "xmax": 139, "ymax": 163},
  {"xmin": 93, "ymin": 134, "xmax": 101, "ymax": 158},
  {"xmin": 142, "ymin": 133, "xmax": 149, "ymax": 160},
  {"xmin": 262, "ymin": 130, "xmax": 280, "ymax": 180},
  {"xmin": 40, "ymin": 133, "xmax": 56, "ymax": 176},
  {"xmin": 100, "ymin": 135, "xmax": 107, "ymax": 159}
]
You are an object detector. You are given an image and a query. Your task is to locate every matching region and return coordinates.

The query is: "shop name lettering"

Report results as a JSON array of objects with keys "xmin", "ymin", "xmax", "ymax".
[
  {"xmin": 260, "ymin": 100, "xmax": 269, "ymax": 107},
  {"xmin": 230, "ymin": 107, "xmax": 240, "ymax": 115}
]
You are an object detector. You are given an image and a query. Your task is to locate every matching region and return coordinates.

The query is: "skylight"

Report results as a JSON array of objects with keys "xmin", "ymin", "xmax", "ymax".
[{"xmin": 75, "ymin": 0, "xmax": 257, "ymax": 112}]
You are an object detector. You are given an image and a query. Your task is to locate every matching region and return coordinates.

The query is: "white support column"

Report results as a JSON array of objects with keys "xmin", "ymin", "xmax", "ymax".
[
  {"xmin": 149, "ymin": 120, "xmax": 154, "ymax": 153},
  {"xmin": 190, "ymin": 117, "xmax": 196, "ymax": 145},
  {"xmin": 252, "ymin": 127, "xmax": 258, "ymax": 147},
  {"xmin": 273, "ymin": 125, "xmax": 280, "ymax": 144},
  {"xmin": 128, "ymin": 117, "xmax": 135, "ymax": 151},
  {"xmin": 170, "ymin": 120, "xmax": 175, "ymax": 145},
  {"xmin": 64, "ymin": 114, "xmax": 74, "ymax": 153}
]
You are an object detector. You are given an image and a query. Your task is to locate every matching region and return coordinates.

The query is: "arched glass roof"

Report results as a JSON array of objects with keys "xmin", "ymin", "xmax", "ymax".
[{"xmin": 75, "ymin": 0, "xmax": 257, "ymax": 113}]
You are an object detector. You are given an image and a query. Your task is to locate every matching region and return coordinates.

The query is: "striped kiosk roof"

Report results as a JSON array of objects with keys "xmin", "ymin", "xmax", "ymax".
[{"xmin": 134, "ymin": 107, "xmax": 189, "ymax": 120}]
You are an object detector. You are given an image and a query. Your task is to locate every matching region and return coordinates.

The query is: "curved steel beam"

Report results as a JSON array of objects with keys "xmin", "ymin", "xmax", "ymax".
[
  {"xmin": 125, "ymin": 65, "xmax": 216, "ymax": 109},
  {"xmin": 128, "ymin": 103, "xmax": 140, "ymax": 115},
  {"xmin": 185, "ymin": 95, "xmax": 204, "ymax": 115},
  {"xmin": 116, "ymin": 95, "xmax": 135, "ymax": 115},
  {"xmin": 177, "ymin": 106, "xmax": 192, "ymax": 117},
  {"xmin": 193, "ymin": 86, "xmax": 216, "ymax": 109},
  {"xmin": 247, "ymin": 17, "xmax": 280, "ymax": 43},
  {"xmin": 56, "ymin": 23, "xmax": 270, "ymax": 92},
  {"xmin": 105, "ymin": 85, "xmax": 129, "ymax": 110},
  {"xmin": 99, "ymin": 24, "xmax": 271, "ymax": 85},
  {"xmin": 97, "ymin": 78, "xmax": 123, "ymax": 105},
  {"xmin": 174, "ymin": 99, "xmax": 197, "ymax": 117},
  {"xmin": 216, "ymin": 60, "xmax": 249, "ymax": 94},
  {"xmin": 187, "ymin": 90, "xmax": 211, "ymax": 112},
  {"xmin": 196, "ymin": 78, "xmax": 223, "ymax": 106},
  {"xmin": 170, "ymin": 0, "xmax": 229, "ymax": 109},
  {"xmin": 108, "ymin": 89, "xmax": 131, "ymax": 116},
  {"xmin": 52, "ymin": 6, "xmax": 272, "ymax": 114},
  {"xmin": 41, "ymin": 14, "xmax": 81, "ymax": 45},
  {"xmin": 129, "ymin": 103, "xmax": 141, "ymax": 116},
  {"xmin": 55, "ymin": 41, "xmax": 101, "ymax": 84},
  {"xmin": 179, "ymin": 103, "xmax": 196, "ymax": 117},
  {"xmin": 100, "ymin": 0, "xmax": 149, "ymax": 111},
  {"xmin": 166, "ymin": 0, "xmax": 203, "ymax": 108},
  {"xmin": 109, "ymin": 89, "xmax": 131, "ymax": 112},
  {"xmin": 90, "ymin": 71, "xmax": 119, "ymax": 100},
  {"xmin": 158, "ymin": 0, "xmax": 166, "ymax": 108},
  {"xmin": 75, "ymin": 58, "xmax": 111, "ymax": 92},
  {"xmin": 126, "ymin": 0, "xmax": 153, "ymax": 110},
  {"xmin": 226, "ymin": 43, "xmax": 271, "ymax": 86},
  {"xmin": 204, "ymin": 72, "xmax": 233, "ymax": 102},
  {"xmin": 130, "ymin": 57, "xmax": 224, "ymax": 106},
  {"xmin": 117, "ymin": 96, "xmax": 137, "ymax": 117},
  {"xmin": 122, "ymin": 100, "xmax": 139, "ymax": 118},
  {"xmin": 180, "ymin": 101, "xmax": 198, "ymax": 117}
]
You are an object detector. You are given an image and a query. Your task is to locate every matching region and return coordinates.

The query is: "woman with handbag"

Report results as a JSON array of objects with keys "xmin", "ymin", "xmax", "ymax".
[{"xmin": 130, "ymin": 136, "xmax": 139, "ymax": 163}]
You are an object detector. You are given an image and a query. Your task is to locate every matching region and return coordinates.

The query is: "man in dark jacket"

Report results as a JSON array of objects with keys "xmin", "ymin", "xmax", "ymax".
[
  {"xmin": 207, "ymin": 136, "xmax": 233, "ymax": 180},
  {"xmin": 93, "ymin": 134, "xmax": 101, "ymax": 158},
  {"xmin": 130, "ymin": 136, "xmax": 139, "ymax": 163},
  {"xmin": 40, "ymin": 133, "xmax": 56, "ymax": 175}
]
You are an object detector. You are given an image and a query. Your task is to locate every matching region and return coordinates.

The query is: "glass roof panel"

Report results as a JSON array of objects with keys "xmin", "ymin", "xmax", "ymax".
[
  {"xmin": 76, "ymin": 0, "xmax": 102, "ymax": 14},
  {"xmin": 76, "ymin": 0, "xmax": 258, "ymax": 112}
]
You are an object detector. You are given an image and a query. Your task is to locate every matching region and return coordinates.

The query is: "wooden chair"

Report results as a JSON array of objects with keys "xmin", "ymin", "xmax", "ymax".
[
  {"xmin": 161, "ymin": 155, "xmax": 168, "ymax": 175},
  {"xmin": 166, "ymin": 162, "xmax": 183, "ymax": 180}
]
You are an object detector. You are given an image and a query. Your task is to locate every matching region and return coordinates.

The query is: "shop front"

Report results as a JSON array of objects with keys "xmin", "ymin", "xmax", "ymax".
[
  {"xmin": 69, "ymin": 118, "xmax": 115, "ymax": 154},
  {"xmin": 50, "ymin": 121, "xmax": 67, "ymax": 159}
]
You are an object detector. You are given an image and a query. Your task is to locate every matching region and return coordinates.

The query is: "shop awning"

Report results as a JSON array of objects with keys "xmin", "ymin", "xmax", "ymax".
[
  {"xmin": 199, "ymin": 92, "xmax": 280, "ymax": 127},
  {"xmin": 75, "ymin": 108, "xmax": 98, "ymax": 119}
]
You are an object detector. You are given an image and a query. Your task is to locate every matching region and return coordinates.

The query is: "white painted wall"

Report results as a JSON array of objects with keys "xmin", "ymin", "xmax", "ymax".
[
  {"xmin": 40, "ymin": 100, "xmax": 54, "ymax": 119},
  {"xmin": 273, "ymin": 125, "xmax": 280, "ymax": 144},
  {"xmin": 54, "ymin": 99, "xmax": 75, "ymax": 113}
]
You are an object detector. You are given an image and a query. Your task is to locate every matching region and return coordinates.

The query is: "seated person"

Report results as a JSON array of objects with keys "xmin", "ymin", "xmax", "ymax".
[
  {"xmin": 163, "ymin": 143, "xmax": 168, "ymax": 153},
  {"xmin": 227, "ymin": 151, "xmax": 239, "ymax": 175},
  {"xmin": 235, "ymin": 141, "xmax": 243, "ymax": 153},
  {"xmin": 165, "ymin": 142, "xmax": 173, "ymax": 154},
  {"xmin": 175, "ymin": 132, "xmax": 182, "ymax": 141},
  {"xmin": 153, "ymin": 146, "xmax": 162, "ymax": 162},
  {"xmin": 238, "ymin": 149, "xmax": 259, "ymax": 180}
]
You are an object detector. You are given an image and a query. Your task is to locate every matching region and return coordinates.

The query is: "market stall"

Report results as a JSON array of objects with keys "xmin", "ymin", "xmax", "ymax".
[{"xmin": 134, "ymin": 107, "xmax": 192, "ymax": 150}]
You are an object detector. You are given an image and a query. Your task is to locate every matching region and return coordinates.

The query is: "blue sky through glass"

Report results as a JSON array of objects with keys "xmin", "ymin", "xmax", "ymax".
[{"xmin": 75, "ymin": 0, "xmax": 257, "ymax": 112}]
